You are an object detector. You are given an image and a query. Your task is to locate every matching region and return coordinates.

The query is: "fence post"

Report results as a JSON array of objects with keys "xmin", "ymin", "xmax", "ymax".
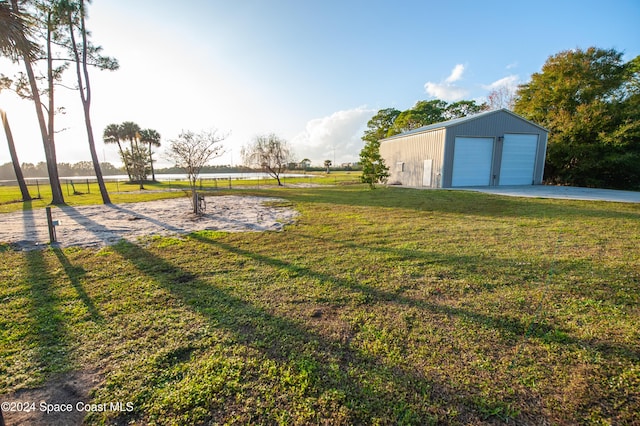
[
  {"xmin": 36, "ymin": 179, "xmax": 41, "ymax": 198},
  {"xmin": 46, "ymin": 207, "xmax": 56, "ymax": 243},
  {"xmin": 228, "ymin": 177, "xmax": 231, "ymax": 189},
  {"xmin": 86, "ymin": 179, "xmax": 90, "ymax": 194}
]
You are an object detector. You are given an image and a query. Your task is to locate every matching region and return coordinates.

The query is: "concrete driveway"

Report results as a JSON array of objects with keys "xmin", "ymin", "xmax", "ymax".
[{"xmin": 455, "ymin": 185, "xmax": 640, "ymax": 203}]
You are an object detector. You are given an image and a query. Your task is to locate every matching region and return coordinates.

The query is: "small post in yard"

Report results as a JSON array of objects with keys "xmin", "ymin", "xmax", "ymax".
[
  {"xmin": 193, "ymin": 190, "xmax": 199, "ymax": 214},
  {"xmin": 46, "ymin": 207, "xmax": 57, "ymax": 243}
]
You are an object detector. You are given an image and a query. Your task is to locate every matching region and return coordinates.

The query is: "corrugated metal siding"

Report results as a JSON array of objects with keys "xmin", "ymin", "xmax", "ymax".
[
  {"xmin": 535, "ymin": 132, "xmax": 548, "ymax": 183},
  {"xmin": 448, "ymin": 111, "xmax": 544, "ymax": 136},
  {"xmin": 441, "ymin": 111, "xmax": 548, "ymax": 187},
  {"xmin": 380, "ymin": 128, "xmax": 446, "ymax": 187},
  {"xmin": 381, "ymin": 110, "xmax": 549, "ymax": 188}
]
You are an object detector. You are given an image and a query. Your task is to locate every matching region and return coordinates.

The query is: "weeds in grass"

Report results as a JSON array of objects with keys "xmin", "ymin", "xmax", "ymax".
[{"xmin": 1, "ymin": 186, "xmax": 639, "ymax": 424}]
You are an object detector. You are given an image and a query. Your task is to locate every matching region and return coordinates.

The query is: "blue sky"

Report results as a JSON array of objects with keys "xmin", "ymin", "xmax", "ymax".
[{"xmin": 1, "ymin": 0, "xmax": 638, "ymax": 169}]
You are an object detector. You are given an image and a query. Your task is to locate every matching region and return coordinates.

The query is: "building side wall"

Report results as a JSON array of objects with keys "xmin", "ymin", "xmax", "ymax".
[
  {"xmin": 535, "ymin": 132, "xmax": 548, "ymax": 183},
  {"xmin": 380, "ymin": 128, "xmax": 446, "ymax": 187}
]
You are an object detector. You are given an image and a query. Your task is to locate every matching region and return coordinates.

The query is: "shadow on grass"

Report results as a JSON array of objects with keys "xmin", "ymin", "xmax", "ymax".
[
  {"xmin": 110, "ymin": 239, "xmax": 478, "ymax": 424},
  {"xmin": 21, "ymin": 201, "xmax": 36, "ymax": 247},
  {"xmin": 108, "ymin": 204, "xmax": 184, "ymax": 233},
  {"xmin": 51, "ymin": 249, "xmax": 103, "ymax": 323},
  {"xmin": 24, "ymin": 250, "xmax": 71, "ymax": 376},
  {"xmin": 233, "ymin": 185, "xmax": 640, "ymax": 220},
  {"xmin": 191, "ymin": 232, "xmax": 640, "ymax": 365}
]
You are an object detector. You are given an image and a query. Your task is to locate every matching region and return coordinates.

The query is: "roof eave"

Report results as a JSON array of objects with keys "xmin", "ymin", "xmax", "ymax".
[{"xmin": 380, "ymin": 108, "xmax": 548, "ymax": 143}]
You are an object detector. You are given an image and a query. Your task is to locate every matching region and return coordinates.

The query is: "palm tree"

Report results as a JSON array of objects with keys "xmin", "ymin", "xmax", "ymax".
[
  {"xmin": 119, "ymin": 121, "xmax": 145, "ymax": 186},
  {"xmin": 8, "ymin": 0, "xmax": 65, "ymax": 204},
  {"xmin": 324, "ymin": 159, "xmax": 332, "ymax": 173},
  {"xmin": 120, "ymin": 121, "xmax": 141, "ymax": 148},
  {"xmin": 0, "ymin": 0, "xmax": 33, "ymax": 59},
  {"xmin": 103, "ymin": 123, "xmax": 131, "ymax": 180},
  {"xmin": 0, "ymin": 1, "xmax": 35, "ymax": 203},
  {"xmin": 139, "ymin": 128, "xmax": 161, "ymax": 181}
]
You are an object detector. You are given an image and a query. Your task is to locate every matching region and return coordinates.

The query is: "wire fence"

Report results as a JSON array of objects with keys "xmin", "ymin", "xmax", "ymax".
[{"xmin": 0, "ymin": 173, "xmax": 360, "ymax": 204}]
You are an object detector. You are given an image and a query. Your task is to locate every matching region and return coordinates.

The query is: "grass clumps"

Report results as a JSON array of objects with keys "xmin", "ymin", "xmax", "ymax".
[{"xmin": 1, "ymin": 185, "xmax": 639, "ymax": 424}]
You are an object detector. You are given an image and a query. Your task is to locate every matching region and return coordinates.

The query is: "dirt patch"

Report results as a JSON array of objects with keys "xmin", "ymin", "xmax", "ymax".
[
  {"xmin": 1, "ymin": 370, "xmax": 101, "ymax": 426},
  {"xmin": 0, "ymin": 195, "xmax": 298, "ymax": 250}
]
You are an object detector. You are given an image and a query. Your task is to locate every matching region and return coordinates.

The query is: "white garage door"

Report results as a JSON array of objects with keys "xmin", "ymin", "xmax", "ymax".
[
  {"xmin": 500, "ymin": 134, "xmax": 538, "ymax": 185},
  {"xmin": 452, "ymin": 137, "xmax": 494, "ymax": 186}
]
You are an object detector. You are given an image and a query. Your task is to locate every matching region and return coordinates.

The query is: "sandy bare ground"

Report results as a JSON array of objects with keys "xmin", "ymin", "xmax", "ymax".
[
  {"xmin": 2, "ymin": 370, "xmax": 101, "ymax": 426},
  {"xmin": 0, "ymin": 195, "xmax": 298, "ymax": 250}
]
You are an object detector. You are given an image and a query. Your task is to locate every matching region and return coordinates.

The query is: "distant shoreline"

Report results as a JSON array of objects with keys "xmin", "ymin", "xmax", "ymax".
[{"xmin": 9, "ymin": 172, "xmax": 312, "ymax": 182}]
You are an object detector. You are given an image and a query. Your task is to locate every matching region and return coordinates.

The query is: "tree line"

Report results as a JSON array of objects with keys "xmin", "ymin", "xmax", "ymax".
[
  {"xmin": 360, "ymin": 47, "xmax": 640, "ymax": 190},
  {"xmin": 0, "ymin": 160, "xmax": 120, "ymax": 180},
  {"xmin": 514, "ymin": 47, "xmax": 639, "ymax": 189},
  {"xmin": 0, "ymin": 161, "xmax": 285, "ymax": 181}
]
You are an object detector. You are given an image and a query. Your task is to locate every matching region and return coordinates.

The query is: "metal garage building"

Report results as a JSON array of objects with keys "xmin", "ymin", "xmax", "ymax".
[{"xmin": 379, "ymin": 109, "xmax": 548, "ymax": 188}]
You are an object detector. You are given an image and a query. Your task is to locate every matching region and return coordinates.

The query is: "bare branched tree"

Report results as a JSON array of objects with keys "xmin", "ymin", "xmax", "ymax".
[
  {"xmin": 241, "ymin": 133, "xmax": 293, "ymax": 186},
  {"xmin": 166, "ymin": 129, "xmax": 227, "ymax": 214},
  {"xmin": 486, "ymin": 85, "xmax": 517, "ymax": 110}
]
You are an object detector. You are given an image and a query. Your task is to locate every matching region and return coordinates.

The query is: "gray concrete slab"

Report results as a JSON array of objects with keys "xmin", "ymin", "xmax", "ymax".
[{"xmin": 452, "ymin": 185, "xmax": 640, "ymax": 203}]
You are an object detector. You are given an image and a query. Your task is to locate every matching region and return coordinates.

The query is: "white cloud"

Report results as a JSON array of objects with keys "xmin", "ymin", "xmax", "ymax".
[
  {"xmin": 424, "ymin": 64, "xmax": 469, "ymax": 102},
  {"xmin": 482, "ymin": 74, "xmax": 520, "ymax": 91},
  {"xmin": 424, "ymin": 82, "xmax": 469, "ymax": 102},
  {"xmin": 445, "ymin": 64, "xmax": 465, "ymax": 83},
  {"xmin": 290, "ymin": 106, "xmax": 374, "ymax": 166},
  {"xmin": 506, "ymin": 61, "xmax": 519, "ymax": 70}
]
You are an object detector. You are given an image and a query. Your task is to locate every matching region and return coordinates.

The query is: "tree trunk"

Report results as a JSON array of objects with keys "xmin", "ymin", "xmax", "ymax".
[
  {"xmin": 26, "ymin": 50, "xmax": 64, "ymax": 205},
  {"xmin": 148, "ymin": 143, "xmax": 156, "ymax": 181},
  {"xmin": 44, "ymin": 8, "xmax": 64, "ymax": 204},
  {"xmin": 11, "ymin": 0, "xmax": 64, "ymax": 205},
  {"xmin": 116, "ymin": 141, "xmax": 132, "ymax": 180},
  {"xmin": 85, "ymin": 110, "xmax": 111, "ymax": 203},
  {"xmin": 69, "ymin": 3, "xmax": 110, "ymax": 204},
  {"xmin": 192, "ymin": 188, "xmax": 198, "ymax": 214},
  {"xmin": 1, "ymin": 109, "xmax": 32, "ymax": 201}
]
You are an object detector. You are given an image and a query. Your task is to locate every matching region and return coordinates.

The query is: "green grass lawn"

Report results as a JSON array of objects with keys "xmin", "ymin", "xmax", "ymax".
[
  {"xmin": 1, "ymin": 185, "xmax": 639, "ymax": 424},
  {"xmin": 0, "ymin": 172, "xmax": 359, "ymax": 213}
]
